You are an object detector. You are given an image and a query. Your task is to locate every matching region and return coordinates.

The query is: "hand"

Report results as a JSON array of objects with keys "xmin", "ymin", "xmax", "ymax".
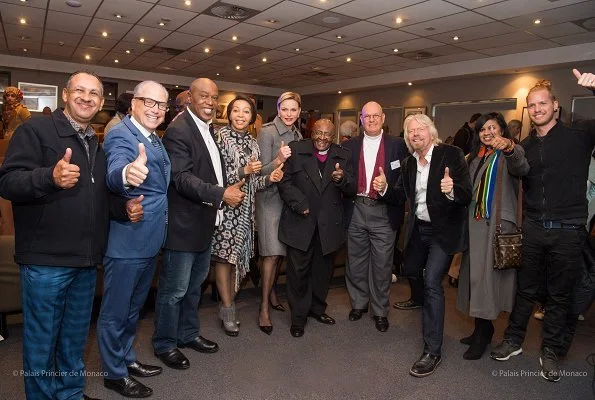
[
  {"xmin": 491, "ymin": 136, "xmax": 513, "ymax": 151},
  {"xmin": 244, "ymin": 159, "xmax": 262, "ymax": 175},
  {"xmin": 573, "ymin": 68, "xmax": 595, "ymax": 90},
  {"xmin": 372, "ymin": 167, "xmax": 387, "ymax": 193},
  {"xmin": 125, "ymin": 143, "xmax": 149, "ymax": 187},
  {"xmin": 331, "ymin": 162, "xmax": 344, "ymax": 183},
  {"xmin": 223, "ymin": 179, "xmax": 246, "ymax": 207},
  {"xmin": 441, "ymin": 167, "xmax": 454, "ymax": 194},
  {"xmin": 277, "ymin": 140, "xmax": 291, "ymax": 163},
  {"xmin": 53, "ymin": 148, "xmax": 80, "ymax": 189},
  {"xmin": 269, "ymin": 163, "xmax": 284, "ymax": 183},
  {"xmin": 126, "ymin": 195, "xmax": 144, "ymax": 223}
]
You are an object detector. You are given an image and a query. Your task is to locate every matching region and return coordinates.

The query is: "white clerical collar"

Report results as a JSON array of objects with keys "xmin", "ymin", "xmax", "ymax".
[{"xmin": 317, "ymin": 149, "xmax": 329, "ymax": 155}]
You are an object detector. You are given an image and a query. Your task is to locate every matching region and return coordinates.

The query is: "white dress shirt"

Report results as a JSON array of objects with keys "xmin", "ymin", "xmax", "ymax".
[
  {"xmin": 360, "ymin": 131, "xmax": 387, "ymax": 196},
  {"xmin": 413, "ymin": 144, "xmax": 434, "ymax": 222}
]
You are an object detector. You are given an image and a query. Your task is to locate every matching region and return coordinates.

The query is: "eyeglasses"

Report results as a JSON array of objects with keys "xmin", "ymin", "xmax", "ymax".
[
  {"xmin": 362, "ymin": 114, "xmax": 382, "ymax": 121},
  {"xmin": 312, "ymin": 130, "xmax": 333, "ymax": 138},
  {"xmin": 68, "ymin": 88, "xmax": 103, "ymax": 101},
  {"xmin": 134, "ymin": 97, "xmax": 169, "ymax": 111}
]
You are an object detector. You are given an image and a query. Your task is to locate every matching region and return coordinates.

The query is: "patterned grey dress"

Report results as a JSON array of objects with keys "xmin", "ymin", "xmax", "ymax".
[{"xmin": 212, "ymin": 126, "xmax": 268, "ymax": 289}]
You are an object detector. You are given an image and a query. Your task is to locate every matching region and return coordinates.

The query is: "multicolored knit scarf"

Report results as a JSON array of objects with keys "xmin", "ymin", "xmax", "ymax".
[{"xmin": 473, "ymin": 147, "xmax": 500, "ymax": 220}]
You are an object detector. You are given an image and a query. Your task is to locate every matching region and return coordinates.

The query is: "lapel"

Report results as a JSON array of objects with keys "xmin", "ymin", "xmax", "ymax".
[
  {"xmin": 299, "ymin": 144, "xmax": 323, "ymax": 194},
  {"xmin": 123, "ymin": 116, "xmax": 169, "ymax": 181},
  {"xmin": 428, "ymin": 144, "xmax": 445, "ymax": 199},
  {"xmin": 407, "ymin": 155, "xmax": 416, "ymax": 201},
  {"xmin": 351, "ymin": 136, "xmax": 363, "ymax": 182},
  {"xmin": 183, "ymin": 110, "xmax": 218, "ymax": 179}
]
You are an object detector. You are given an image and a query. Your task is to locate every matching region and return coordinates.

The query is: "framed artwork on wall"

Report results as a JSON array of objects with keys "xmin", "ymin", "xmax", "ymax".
[{"xmin": 403, "ymin": 106, "xmax": 426, "ymax": 119}]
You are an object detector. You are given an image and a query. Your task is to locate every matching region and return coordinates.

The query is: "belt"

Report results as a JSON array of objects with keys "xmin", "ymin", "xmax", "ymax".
[
  {"xmin": 415, "ymin": 218, "xmax": 432, "ymax": 227},
  {"xmin": 540, "ymin": 220, "xmax": 582, "ymax": 229},
  {"xmin": 354, "ymin": 196, "xmax": 379, "ymax": 206}
]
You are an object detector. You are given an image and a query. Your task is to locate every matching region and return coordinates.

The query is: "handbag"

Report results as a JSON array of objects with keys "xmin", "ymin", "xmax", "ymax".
[{"xmin": 493, "ymin": 155, "xmax": 523, "ymax": 270}]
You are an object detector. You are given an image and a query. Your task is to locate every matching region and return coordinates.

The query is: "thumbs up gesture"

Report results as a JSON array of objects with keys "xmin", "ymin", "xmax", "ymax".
[
  {"xmin": 573, "ymin": 68, "xmax": 595, "ymax": 90},
  {"xmin": 372, "ymin": 167, "xmax": 387, "ymax": 193},
  {"xmin": 441, "ymin": 167, "xmax": 454, "ymax": 194},
  {"xmin": 331, "ymin": 162, "xmax": 344, "ymax": 183},
  {"xmin": 270, "ymin": 162, "xmax": 284, "ymax": 183},
  {"xmin": 125, "ymin": 143, "xmax": 149, "ymax": 187},
  {"xmin": 53, "ymin": 148, "xmax": 81, "ymax": 189},
  {"xmin": 244, "ymin": 155, "xmax": 262, "ymax": 175},
  {"xmin": 223, "ymin": 178, "xmax": 246, "ymax": 207},
  {"xmin": 126, "ymin": 195, "xmax": 144, "ymax": 223},
  {"xmin": 277, "ymin": 140, "xmax": 292, "ymax": 163}
]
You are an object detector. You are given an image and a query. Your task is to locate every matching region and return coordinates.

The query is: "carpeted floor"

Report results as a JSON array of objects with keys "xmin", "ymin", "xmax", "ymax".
[{"xmin": 0, "ymin": 277, "xmax": 593, "ymax": 400}]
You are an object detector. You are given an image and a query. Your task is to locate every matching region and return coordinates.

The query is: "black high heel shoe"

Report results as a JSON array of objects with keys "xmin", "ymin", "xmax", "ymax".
[
  {"xmin": 258, "ymin": 311, "xmax": 273, "ymax": 335},
  {"xmin": 270, "ymin": 300, "xmax": 286, "ymax": 312}
]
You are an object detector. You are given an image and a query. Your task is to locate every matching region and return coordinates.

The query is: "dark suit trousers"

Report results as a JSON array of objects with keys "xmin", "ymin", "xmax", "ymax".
[
  {"xmin": 97, "ymin": 256, "xmax": 156, "ymax": 379},
  {"xmin": 403, "ymin": 220, "xmax": 451, "ymax": 356},
  {"xmin": 286, "ymin": 228, "xmax": 335, "ymax": 326}
]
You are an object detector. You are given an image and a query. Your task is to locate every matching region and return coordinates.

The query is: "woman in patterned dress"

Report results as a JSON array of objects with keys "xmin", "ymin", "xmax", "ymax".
[{"xmin": 211, "ymin": 95, "xmax": 284, "ymax": 336}]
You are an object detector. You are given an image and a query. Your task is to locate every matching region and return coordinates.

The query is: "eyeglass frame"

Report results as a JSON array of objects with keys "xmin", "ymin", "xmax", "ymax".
[
  {"xmin": 361, "ymin": 113, "xmax": 383, "ymax": 121},
  {"xmin": 134, "ymin": 96, "xmax": 169, "ymax": 111}
]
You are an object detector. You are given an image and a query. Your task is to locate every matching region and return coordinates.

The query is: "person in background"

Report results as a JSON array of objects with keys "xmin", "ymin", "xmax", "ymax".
[
  {"xmin": 0, "ymin": 86, "xmax": 31, "ymax": 140},
  {"xmin": 211, "ymin": 95, "xmax": 283, "ymax": 336},
  {"xmin": 453, "ymin": 113, "xmax": 481, "ymax": 155},
  {"xmin": 340, "ymin": 120, "xmax": 358, "ymax": 144},
  {"xmin": 105, "ymin": 92, "xmax": 133, "ymax": 135},
  {"xmin": 456, "ymin": 112, "xmax": 529, "ymax": 361},
  {"xmin": 41, "ymin": 106, "xmax": 52, "ymax": 116},
  {"xmin": 255, "ymin": 92, "xmax": 302, "ymax": 331},
  {"xmin": 247, "ymin": 95, "xmax": 263, "ymax": 138},
  {"xmin": 444, "ymin": 136, "xmax": 454, "ymax": 145},
  {"xmin": 171, "ymin": 90, "xmax": 191, "ymax": 123},
  {"xmin": 507, "ymin": 119, "xmax": 522, "ymax": 143}
]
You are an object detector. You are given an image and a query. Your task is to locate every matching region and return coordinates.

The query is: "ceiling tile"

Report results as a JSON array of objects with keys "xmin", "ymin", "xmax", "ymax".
[
  {"xmin": 85, "ymin": 19, "xmax": 133, "ymax": 41},
  {"xmin": 178, "ymin": 14, "xmax": 238, "ymax": 36},
  {"xmin": 72, "ymin": 46, "xmax": 109, "ymax": 63},
  {"xmin": 77, "ymin": 35, "xmax": 119, "ymax": 53},
  {"xmin": 244, "ymin": 0, "xmax": 322, "ymax": 29},
  {"xmin": 246, "ymin": 49, "xmax": 296, "ymax": 62},
  {"xmin": 0, "ymin": 3, "xmax": 47, "ymax": 28},
  {"xmin": 421, "ymin": 51, "xmax": 486, "ymax": 64},
  {"xmin": 443, "ymin": 0, "xmax": 506, "ymax": 8},
  {"xmin": 305, "ymin": 43, "xmax": 363, "ymax": 58},
  {"xmin": 480, "ymin": 39, "xmax": 561, "ymax": 56},
  {"xmin": 121, "ymin": 25, "xmax": 171, "ymax": 46},
  {"xmin": 333, "ymin": 0, "xmax": 422, "ymax": 20},
  {"xmin": 301, "ymin": 11, "xmax": 360, "ymax": 29},
  {"xmin": 282, "ymin": 21, "xmax": 332, "ymax": 36},
  {"xmin": 43, "ymin": 29, "xmax": 81, "ymax": 47},
  {"xmin": 157, "ymin": 0, "xmax": 218, "ymax": 13},
  {"xmin": 528, "ymin": 22, "xmax": 588, "ymax": 39},
  {"xmin": 41, "ymin": 43, "xmax": 76, "ymax": 58},
  {"xmin": 427, "ymin": 21, "xmax": 517, "ymax": 45},
  {"xmin": 474, "ymin": 0, "xmax": 589, "ymax": 20},
  {"xmin": 215, "ymin": 44, "xmax": 271, "ymax": 60},
  {"xmin": 347, "ymin": 29, "xmax": 419, "ymax": 48},
  {"xmin": 399, "ymin": 11, "xmax": 493, "ymax": 36},
  {"xmin": 157, "ymin": 32, "xmax": 206, "ymax": 50},
  {"xmin": 7, "ymin": 36, "xmax": 41, "ymax": 52},
  {"xmin": 212, "ymin": 22, "xmax": 274, "ymax": 43},
  {"xmin": 137, "ymin": 5, "xmax": 197, "ymax": 31},
  {"xmin": 315, "ymin": 21, "xmax": 390, "ymax": 42},
  {"xmin": 381, "ymin": 37, "xmax": 445, "ymax": 53},
  {"xmin": 503, "ymin": 2, "xmax": 595, "ymax": 29},
  {"xmin": 3, "ymin": 23, "xmax": 43, "ymax": 43},
  {"xmin": 102, "ymin": 51, "xmax": 137, "ymax": 66},
  {"xmin": 271, "ymin": 54, "xmax": 322, "ymax": 67},
  {"xmin": 457, "ymin": 31, "xmax": 541, "ymax": 50},
  {"xmin": 46, "ymin": 11, "xmax": 92, "ymax": 34},
  {"xmin": 0, "ymin": 0, "xmax": 48, "ymax": 9},
  {"xmin": 248, "ymin": 30, "xmax": 307, "ymax": 48},
  {"xmin": 93, "ymin": 0, "xmax": 154, "ymax": 24},
  {"xmin": 375, "ymin": 63, "xmax": 412, "ymax": 72},
  {"xmin": 127, "ymin": 55, "xmax": 165, "ymax": 70},
  {"xmin": 291, "ymin": 0, "xmax": 353, "ymax": 9},
  {"xmin": 353, "ymin": 55, "xmax": 401, "ymax": 68},
  {"xmin": 188, "ymin": 37, "xmax": 239, "ymax": 54},
  {"xmin": 276, "ymin": 37, "xmax": 335, "ymax": 53},
  {"xmin": 550, "ymin": 30, "xmax": 595, "ymax": 45},
  {"xmin": 169, "ymin": 50, "xmax": 212, "ymax": 64},
  {"xmin": 340, "ymin": 49, "xmax": 388, "ymax": 62},
  {"xmin": 48, "ymin": 0, "xmax": 102, "ymax": 16},
  {"xmin": 113, "ymin": 41, "xmax": 153, "ymax": 56},
  {"xmin": 223, "ymin": 0, "xmax": 283, "ymax": 10},
  {"xmin": 369, "ymin": 0, "xmax": 467, "ymax": 29},
  {"xmin": 312, "ymin": 58, "xmax": 347, "ymax": 68}
]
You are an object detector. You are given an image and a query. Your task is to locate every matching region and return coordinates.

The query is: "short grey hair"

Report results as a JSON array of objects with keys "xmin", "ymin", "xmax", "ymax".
[
  {"xmin": 403, "ymin": 114, "xmax": 442, "ymax": 153},
  {"xmin": 340, "ymin": 120, "xmax": 358, "ymax": 137},
  {"xmin": 133, "ymin": 80, "xmax": 169, "ymax": 100}
]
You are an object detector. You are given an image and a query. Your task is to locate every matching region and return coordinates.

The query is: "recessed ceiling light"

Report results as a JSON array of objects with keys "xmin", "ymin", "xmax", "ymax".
[
  {"xmin": 534, "ymin": 19, "xmax": 541, "ymax": 24},
  {"xmin": 267, "ymin": 19, "xmax": 278, "ymax": 23},
  {"xmin": 115, "ymin": 14, "xmax": 122, "ymax": 19},
  {"xmin": 18, "ymin": 35, "xmax": 30, "ymax": 40},
  {"xmin": 125, "ymin": 49, "xmax": 131, "ymax": 54},
  {"xmin": 216, "ymin": 73, "xmax": 220, "ymax": 76},
  {"xmin": 396, "ymin": 17, "xmax": 403, "ymax": 24},
  {"xmin": 232, "ymin": 35, "xmax": 238, "ymax": 41},
  {"xmin": 235, "ymin": 65, "xmax": 241, "ymax": 70},
  {"xmin": 336, "ymin": 35, "xmax": 343, "ymax": 39},
  {"xmin": 295, "ymin": 48, "xmax": 300, "ymax": 52},
  {"xmin": 393, "ymin": 48, "xmax": 399, "ymax": 53},
  {"xmin": 175, "ymin": 85, "xmax": 179, "ymax": 88},
  {"xmin": 85, "ymin": 54, "xmax": 91, "ymax": 60},
  {"xmin": 185, "ymin": 0, "xmax": 192, "ymax": 6},
  {"xmin": 204, "ymin": 47, "xmax": 210, "ymax": 53},
  {"xmin": 58, "ymin": 41, "xmax": 64, "ymax": 46},
  {"xmin": 108, "ymin": 92, "xmax": 112, "ymax": 96},
  {"xmin": 337, "ymin": 90, "xmax": 342, "ymax": 94},
  {"xmin": 453, "ymin": 35, "xmax": 459, "ymax": 41},
  {"xmin": 159, "ymin": 21, "xmax": 165, "ymax": 26},
  {"xmin": 102, "ymin": 31, "xmax": 108, "ymax": 37},
  {"xmin": 346, "ymin": 57, "xmax": 351, "ymax": 62},
  {"xmin": 114, "ymin": 59, "xmax": 119, "ymax": 63},
  {"xmin": 65, "ymin": 0, "xmax": 82, "ymax": 7},
  {"xmin": 139, "ymin": 37, "xmax": 145, "ymax": 43},
  {"xmin": 20, "ymin": 0, "xmax": 26, "ymax": 2},
  {"xmin": 22, "ymin": 48, "xmax": 27, "ymax": 52},
  {"xmin": 19, "ymin": 18, "xmax": 27, "ymax": 24},
  {"xmin": 408, "ymin": 82, "xmax": 412, "ymax": 86},
  {"xmin": 262, "ymin": 57, "xmax": 267, "ymax": 62}
]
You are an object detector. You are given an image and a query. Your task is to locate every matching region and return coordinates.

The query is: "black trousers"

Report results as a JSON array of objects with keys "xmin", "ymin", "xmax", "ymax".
[
  {"xmin": 504, "ymin": 219, "xmax": 585, "ymax": 354},
  {"xmin": 286, "ymin": 229, "xmax": 335, "ymax": 326}
]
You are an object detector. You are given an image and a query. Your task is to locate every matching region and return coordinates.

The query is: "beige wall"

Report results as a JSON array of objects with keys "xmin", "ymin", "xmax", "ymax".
[{"xmin": 301, "ymin": 63, "xmax": 595, "ymax": 139}]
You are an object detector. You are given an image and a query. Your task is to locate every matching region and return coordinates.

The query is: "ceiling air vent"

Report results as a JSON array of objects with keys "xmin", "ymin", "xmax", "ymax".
[
  {"xmin": 206, "ymin": 2, "xmax": 259, "ymax": 20},
  {"xmin": 302, "ymin": 71, "xmax": 332, "ymax": 78},
  {"xmin": 399, "ymin": 51, "xmax": 435, "ymax": 60},
  {"xmin": 572, "ymin": 17, "xmax": 595, "ymax": 32},
  {"xmin": 147, "ymin": 46, "xmax": 183, "ymax": 56}
]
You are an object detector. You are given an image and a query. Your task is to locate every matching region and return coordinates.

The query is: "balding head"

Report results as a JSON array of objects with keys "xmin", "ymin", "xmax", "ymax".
[
  {"xmin": 361, "ymin": 101, "xmax": 385, "ymax": 136},
  {"xmin": 312, "ymin": 118, "xmax": 334, "ymax": 151},
  {"xmin": 189, "ymin": 78, "xmax": 219, "ymax": 122},
  {"xmin": 175, "ymin": 90, "xmax": 191, "ymax": 112}
]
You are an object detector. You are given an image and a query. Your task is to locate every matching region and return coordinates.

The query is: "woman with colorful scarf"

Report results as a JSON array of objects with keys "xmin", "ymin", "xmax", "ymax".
[
  {"xmin": 0, "ymin": 87, "xmax": 31, "ymax": 140},
  {"xmin": 456, "ymin": 112, "xmax": 529, "ymax": 360}
]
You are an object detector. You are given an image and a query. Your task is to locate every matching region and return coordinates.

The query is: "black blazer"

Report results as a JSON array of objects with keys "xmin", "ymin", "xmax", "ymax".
[
  {"xmin": 399, "ymin": 144, "xmax": 472, "ymax": 255},
  {"xmin": 343, "ymin": 134, "xmax": 409, "ymax": 231},
  {"xmin": 162, "ymin": 110, "xmax": 226, "ymax": 252},
  {"xmin": 278, "ymin": 140, "xmax": 356, "ymax": 255}
]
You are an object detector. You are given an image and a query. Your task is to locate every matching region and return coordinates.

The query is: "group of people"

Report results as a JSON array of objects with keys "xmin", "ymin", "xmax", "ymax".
[{"xmin": 0, "ymin": 67, "xmax": 594, "ymax": 400}]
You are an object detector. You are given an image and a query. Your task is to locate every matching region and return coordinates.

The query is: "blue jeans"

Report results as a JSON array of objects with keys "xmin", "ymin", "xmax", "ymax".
[
  {"xmin": 403, "ymin": 222, "xmax": 451, "ymax": 356},
  {"xmin": 152, "ymin": 247, "xmax": 211, "ymax": 354},
  {"xmin": 20, "ymin": 265, "xmax": 96, "ymax": 400}
]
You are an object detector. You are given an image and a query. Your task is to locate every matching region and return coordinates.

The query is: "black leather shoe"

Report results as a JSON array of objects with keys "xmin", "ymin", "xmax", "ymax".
[
  {"xmin": 104, "ymin": 376, "xmax": 152, "ymax": 398},
  {"xmin": 373, "ymin": 316, "xmax": 389, "ymax": 332},
  {"xmin": 409, "ymin": 353, "xmax": 442, "ymax": 377},
  {"xmin": 348, "ymin": 309, "xmax": 368, "ymax": 321},
  {"xmin": 154, "ymin": 348, "xmax": 190, "ymax": 370},
  {"xmin": 82, "ymin": 395, "xmax": 101, "ymax": 400},
  {"xmin": 127, "ymin": 361, "xmax": 162, "ymax": 378},
  {"xmin": 179, "ymin": 336, "xmax": 219, "ymax": 353},
  {"xmin": 290, "ymin": 325, "xmax": 304, "ymax": 337},
  {"xmin": 308, "ymin": 312, "xmax": 336, "ymax": 325},
  {"xmin": 393, "ymin": 299, "xmax": 423, "ymax": 310}
]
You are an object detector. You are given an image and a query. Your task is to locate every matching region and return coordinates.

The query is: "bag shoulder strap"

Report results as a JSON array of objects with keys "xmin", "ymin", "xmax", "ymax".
[{"xmin": 494, "ymin": 152, "xmax": 523, "ymax": 232}]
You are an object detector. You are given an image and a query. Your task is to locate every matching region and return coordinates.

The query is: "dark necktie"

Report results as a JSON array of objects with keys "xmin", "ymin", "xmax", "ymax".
[{"xmin": 209, "ymin": 123, "xmax": 216, "ymax": 141}]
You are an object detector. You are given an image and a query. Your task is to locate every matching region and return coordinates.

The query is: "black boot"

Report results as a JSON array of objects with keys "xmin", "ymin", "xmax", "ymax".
[
  {"xmin": 463, "ymin": 318, "xmax": 494, "ymax": 360},
  {"xmin": 460, "ymin": 317, "xmax": 481, "ymax": 345}
]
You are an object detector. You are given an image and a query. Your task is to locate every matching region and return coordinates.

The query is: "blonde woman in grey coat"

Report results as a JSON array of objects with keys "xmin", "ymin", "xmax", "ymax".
[
  {"xmin": 457, "ymin": 112, "xmax": 529, "ymax": 360},
  {"xmin": 255, "ymin": 92, "xmax": 302, "ymax": 333}
]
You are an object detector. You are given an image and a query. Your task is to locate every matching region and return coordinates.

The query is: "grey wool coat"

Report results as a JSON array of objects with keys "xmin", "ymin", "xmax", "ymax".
[{"xmin": 457, "ymin": 145, "xmax": 529, "ymax": 320}]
